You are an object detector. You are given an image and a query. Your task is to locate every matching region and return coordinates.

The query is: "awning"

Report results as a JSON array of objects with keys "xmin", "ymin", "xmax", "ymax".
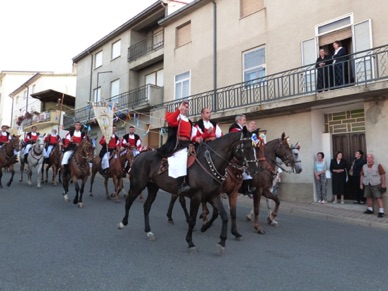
[{"xmin": 30, "ymin": 89, "xmax": 75, "ymax": 107}]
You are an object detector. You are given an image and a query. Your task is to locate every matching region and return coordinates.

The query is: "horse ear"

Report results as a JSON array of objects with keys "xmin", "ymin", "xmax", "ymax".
[{"xmin": 281, "ymin": 132, "xmax": 286, "ymax": 140}]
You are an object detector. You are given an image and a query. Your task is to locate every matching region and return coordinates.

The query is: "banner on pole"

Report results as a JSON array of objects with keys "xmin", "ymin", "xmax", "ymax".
[{"xmin": 92, "ymin": 102, "xmax": 113, "ymax": 142}]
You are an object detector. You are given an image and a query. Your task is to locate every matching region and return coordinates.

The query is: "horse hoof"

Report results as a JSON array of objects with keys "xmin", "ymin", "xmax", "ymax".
[
  {"xmin": 235, "ymin": 236, "xmax": 243, "ymax": 241},
  {"xmin": 89, "ymin": 193, "xmax": 94, "ymax": 197},
  {"xmin": 6, "ymin": 183, "xmax": 11, "ymax": 187},
  {"xmin": 37, "ymin": 185, "xmax": 41, "ymax": 189},
  {"xmin": 146, "ymin": 232, "xmax": 156, "ymax": 241},
  {"xmin": 118, "ymin": 222, "xmax": 125, "ymax": 229},
  {"xmin": 19, "ymin": 179, "xmax": 22, "ymax": 183},
  {"xmin": 0, "ymin": 185, "xmax": 3, "ymax": 188},
  {"xmin": 216, "ymin": 244, "xmax": 225, "ymax": 255},
  {"xmin": 188, "ymin": 247, "xmax": 197, "ymax": 254},
  {"xmin": 246, "ymin": 215, "xmax": 252, "ymax": 221},
  {"xmin": 63, "ymin": 194, "xmax": 69, "ymax": 202},
  {"xmin": 167, "ymin": 220, "xmax": 174, "ymax": 225},
  {"xmin": 256, "ymin": 229, "xmax": 266, "ymax": 235},
  {"xmin": 269, "ymin": 220, "xmax": 279, "ymax": 227},
  {"xmin": 78, "ymin": 203, "xmax": 84, "ymax": 208}
]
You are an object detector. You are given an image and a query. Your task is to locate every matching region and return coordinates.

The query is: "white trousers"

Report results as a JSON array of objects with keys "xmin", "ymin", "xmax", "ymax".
[
  {"xmin": 168, "ymin": 148, "xmax": 187, "ymax": 178},
  {"xmin": 101, "ymin": 152, "xmax": 110, "ymax": 170},
  {"xmin": 24, "ymin": 144, "xmax": 32, "ymax": 155},
  {"xmin": 242, "ymin": 171, "xmax": 252, "ymax": 180},
  {"xmin": 44, "ymin": 145, "xmax": 54, "ymax": 158}
]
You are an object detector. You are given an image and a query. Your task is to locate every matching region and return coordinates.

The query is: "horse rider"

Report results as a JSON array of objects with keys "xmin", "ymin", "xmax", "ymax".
[
  {"xmin": 98, "ymin": 125, "xmax": 120, "ymax": 176},
  {"xmin": 0, "ymin": 125, "xmax": 12, "ymax": 148},
  {"xmin": 229, "ymin": 115, "xmax": 256, "ymax": 196},
  {"xmin": 157, "ymin": 101, "xmax": 201, "ymax": 195},
  {"xmin": 43, "ymin": 129, "xmax": 61, "ymax": 162},
  {"xmin": 192, "ymin": 107, "xmax": 223, "ymax": 142},
  {"xmin": 61, "ymin": 121, "xmax": 87, "ymax": 176},
  {"xmin": 121, "ymin": 125, "xmax": 142, "ymax": 156},
  {"xmin": 23, "ymin": 126, "xmax": 40, "ymax": 163}
]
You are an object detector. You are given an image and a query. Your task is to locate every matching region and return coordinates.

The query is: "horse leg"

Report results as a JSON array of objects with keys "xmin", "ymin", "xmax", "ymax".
[
  {"xmin": 6, "ymin": 165, "xmax": 15, "ymax": 187},
  {"xmin": 252, "ymin": 189, "xmax": 265, "ymax": 234},
  {"xmin": 216, "ymin": 195, "xmax": 229, "ymax": 253},
  {"xmin": 178, "ymin": 195, "xmax": 190, "ymax": 224},
  {"xmin": 228, "ymin": 190, "xmax": 243, "ymax": 240},
  {"xmin": 73, "ymin": 177, "xmax": 80, "ymax": 206},
  {"xmin": 27, "ymin": 165, "xmax": 32, "ymax": 186},
  {"xmin": 104, "ymin": 177, "xmax": 110, "ymax": 200},
  {"xmin": 62, "ymin": 173, "xmax": 70, "ymax": 202},
  {"xmin": 36, "ymin": 163, "xmax": 42, "ymax": 188},
  {"xmin": 143, "ymin": 183, "xmax": 159, "ymax": 241},
  {"xmin": 88, "ymin": 166, "xmax": 98, "ymax": 197},
  {"xmin": 0, "ymin": 169, "xmax": 3, "ymax": 188},
  {"xmin": 186, "ymin": 194, "xmax": 201, "ymax": 251},
  {"xmin": 199, "ymin": 202, "xmax": 210, "ymax": 224},
  {"xmin": 200, "ymin": 200, "xmax": 218, "ymax": 232},
  {"xmin": 118, "ymin": 185, "xmax": 146, "ymax": 229},
  {"xmin": 77, "ymin": 177, "xmax": 87, "ymax": 208},
  {"xmin": 19, "ymin": 162, "xmax": 24, "ymax": 183},
  {"xmin": 264, "ymin": 192, "xmax": 280, "ymax": 227},
  {"xmin": 52, "ymin": 165, "xmax": 57, "ymax": 186},
  {"xmin": 166, "ymin": 194, "xmax": 179, "ymax": 225}
]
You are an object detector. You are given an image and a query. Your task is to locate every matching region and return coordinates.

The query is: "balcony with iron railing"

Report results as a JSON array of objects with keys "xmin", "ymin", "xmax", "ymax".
[
  {"xmin": 128, "ymin": 31, "xmax": 164, "ymax": 67},
  {"xmin": 63, "ymin": 84, "xmax": 163, "ymax": 129},
  {"xmin": 18, "ymin": 110, "xmax": 62, "ymax": 132},
  {"xmin": 152, "ymin": 44, "xmax": 388, "ymax": 120}
]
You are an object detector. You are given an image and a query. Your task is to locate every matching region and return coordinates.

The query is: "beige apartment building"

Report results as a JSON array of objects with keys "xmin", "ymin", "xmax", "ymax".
[{"xmin": 70, "ymin": 0, "xmax": 388, "ymax": 204}]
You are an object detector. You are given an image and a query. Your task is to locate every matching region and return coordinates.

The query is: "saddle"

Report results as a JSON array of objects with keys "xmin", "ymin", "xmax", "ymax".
[{"xmin": 157, "ymin": 144, "xmax": 196, "ymax": 175}]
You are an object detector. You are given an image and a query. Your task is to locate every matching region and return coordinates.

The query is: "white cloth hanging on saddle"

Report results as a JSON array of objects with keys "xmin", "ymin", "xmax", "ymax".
[
  {"xmin": 101, "ymin": 152, "xmax": 110, "ymax": 170},
  {"xmin": 24, "ymin": 144, "xmax": 32, "ymax": 155},
  {"xmin": 168, "ymin": 147, "xmax": 187, "ymax": 178},
  {"xmin": 44, "ymin": 145, "xmax": 54, "ymax": 158}
]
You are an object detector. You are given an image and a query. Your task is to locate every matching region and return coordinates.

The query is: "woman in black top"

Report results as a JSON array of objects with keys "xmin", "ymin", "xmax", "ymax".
[
  {"xmin": 315, "ymin": 48, "xmax": 332, "ymax": 92},
  {"xmin": 351, "ymin": 150, "xmax": 366, "ymax": 204},
  {"xmin": 330, "ymin": 151, "xmax": 347, "ymax": 203}
]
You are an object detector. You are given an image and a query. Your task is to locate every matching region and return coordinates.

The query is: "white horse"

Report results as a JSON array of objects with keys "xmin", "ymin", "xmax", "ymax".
[{"xmin": 19, "ymin": 136, "xmax": 45, "ymax": 188}]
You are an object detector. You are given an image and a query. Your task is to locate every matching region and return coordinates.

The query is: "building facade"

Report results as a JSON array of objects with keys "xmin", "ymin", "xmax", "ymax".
[{"xmin": 71, "ymin": 0, "xmax": 388, "ymax": 204}]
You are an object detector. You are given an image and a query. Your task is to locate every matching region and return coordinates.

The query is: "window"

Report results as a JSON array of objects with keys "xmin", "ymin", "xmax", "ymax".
[
  {"xmin": 110, "ymin": 79, "xmax": 120, "ymax": 103},
  {"xmin": 94, "ymin": 87, "xmax": 101, "ymax": 103},
  {"xmin": 176, "ymin": 22, "xmax": 191, "ymax": 48},
  {"xmin": 95, "ymin": 51, "xmax": 103, "ymax": 68},
  {"xmin": 243, "ymin": 47, "xmax": 266, "ymax": 83},
  {"xmin": 111, "ymin": 40, "xmax": 121, "ymax": 60},
  {"xmin": 240, "ymin": 0, "xmax": 264, "ymax": 18},
  {"xmin": 145, "ymin": 69, "xmax": 164, "ymax": 87},
  {"xmin": 23, "ymin": 90, "xmax": 27, "ymax": 100},
  {"xmin": 16, "ymin": 96, "xmax": 19, "ymax": 104},
  {"xmin": 32, "ymin": 84, "xmax": 36, "ymax": 93},
  {"xmin": 175, "ymin": 71, "xmax": 190, "ymax": 99}
]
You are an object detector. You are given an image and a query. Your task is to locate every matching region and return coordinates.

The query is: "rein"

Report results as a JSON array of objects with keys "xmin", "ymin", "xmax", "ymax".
[
  {"xmin": 265, "ymin": 139, "xmax": 295, "ymax": 174},
  {"xmin": 72, "ymin": 142, "xmax": 93, "ymax": 175},
  {"xmin": 29, "ymin": 144, "xmax": 44, "ymax": 166},
  {"xmin": 0, "ymin": 143, "xmax": 16, "ymax": 161}
]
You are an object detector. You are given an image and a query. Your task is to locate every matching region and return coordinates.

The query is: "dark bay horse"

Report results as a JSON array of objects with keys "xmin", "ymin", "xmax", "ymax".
[
  {"xmin": 42, "ymin": 143, "xmax": 62, "ymax": 186},
  {"xmin": 118, "ymin": 128, "xmax": 257, "ymax": 253},
  {"xmin": 62, "ymin": 139, "xmax": 95, "ymax": 208},
  {"xmin": 0, "ymin": 135, "xmax": 21, "ymax": 188}
]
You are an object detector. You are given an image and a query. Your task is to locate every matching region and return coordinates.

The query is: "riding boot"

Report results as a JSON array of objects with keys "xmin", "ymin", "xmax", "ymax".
[
  {"xmin": 177, "ymin": 176, "xmax": 190, "ymax": 195},
  {"xmin": 247, "ymin": 179, "xmax": 256, "ymax": 193},
  {"xmin": 243, "ymin": 180, "xmax": 256, "ymax": 196},
  {"xmin": 24, "ymin": 154, "xmax": 28, "ymax": 163},
  {"xmin": 63, "ymin": 165, "xmax": 69, "ymax": 177}
]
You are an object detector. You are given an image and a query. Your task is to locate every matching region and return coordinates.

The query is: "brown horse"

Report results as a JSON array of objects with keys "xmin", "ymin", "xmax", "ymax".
[
  {"xmin": 0, "ymin": 135, "xmax": 21, "ymax": 188},
  {"xmin": 194, "ymin": 133, "xmax": 302, "ymax": 238},
  {"xmin": 89, "ymin": 147, "xmax": 133, "ymax": 201},
  {"xmin": 62, "ymin": 139, "xmax": 95, "ymax": 208},
  {"xmin": 42, "ymin": 143, "xmax": 62, "ymax": 186}
]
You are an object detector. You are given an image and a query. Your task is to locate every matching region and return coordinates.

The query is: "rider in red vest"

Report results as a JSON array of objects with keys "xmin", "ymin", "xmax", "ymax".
[
  {"xmin": 0, "ymin": 125, "xmax": 11, "ymax": 146},
  {"xmin": 157, "ymin": 101, "xmax": 199, "ymax": 195},
  {"xmin": 62, "ymin": 121, "xmax": 87, "ymax": 175},
  {"xmin": 43, "ymin": 129, "xmax": 61, "ymax": 161},
  {"xmin": 121, "ymin": 125, "xmax": 142, "ymax": 155},
  {"xmin": 99, "ymin": 125, "xmax": 120, "ymax": 176},
  {"xmin": 192, "ymin": 107, "xmax": 223, "ymax": 142},
  {"xmin": 23, "ymin": 126, "xmax": 40, "ymax": 163}
]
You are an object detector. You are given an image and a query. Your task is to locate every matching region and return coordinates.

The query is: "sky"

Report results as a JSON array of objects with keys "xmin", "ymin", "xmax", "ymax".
[{"xmin": 0, "ymin": 0, "xmax": 158, "ymax": 73}]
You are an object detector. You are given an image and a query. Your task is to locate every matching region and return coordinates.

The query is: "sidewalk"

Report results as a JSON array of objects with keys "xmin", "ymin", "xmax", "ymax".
[{"xmin": 237, "ymin": 196, "xmax": 388, "ymax": 230}]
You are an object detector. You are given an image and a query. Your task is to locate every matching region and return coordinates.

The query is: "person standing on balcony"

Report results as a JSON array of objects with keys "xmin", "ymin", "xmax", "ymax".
[
  {"xmin": 332, "ymin": 40, "xmax": 347, "ymax": 87},
  {"xmin": 360, "ymin": 153, "xmax": 386, "ymax": 218},
  {"xmin": 23, "ymin": 126, "xmax": 40, "ymax": 163},
  {"xmin": 43, "ymin": 129, "xmax": 61, "ymax": 162},
  {"xmin": 157, "ymin": 101, "xmax": 198, "ymax": 195},
  {"xmin": 98, "ymin": 125, "xmax": 120, "ymax": 177},
  {"xmin": 192, "ymin": 107, "xmax": 223, "ymax": 142},
  {"xmin": 61, "ymin": 121, "xmax": 87, "ymax": 176},
  {"xmin": 121, "ymin": 125, "xmax": 142, "ymax": 156},
  {"xmin": 315, "ymin": 48, "xmax": 332, "ymax": 92}
]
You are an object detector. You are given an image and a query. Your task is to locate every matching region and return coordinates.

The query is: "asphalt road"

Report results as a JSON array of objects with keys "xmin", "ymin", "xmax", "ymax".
[{"xmin": 0, "ymin": 170, "xmax": 387, "ymax": 291}]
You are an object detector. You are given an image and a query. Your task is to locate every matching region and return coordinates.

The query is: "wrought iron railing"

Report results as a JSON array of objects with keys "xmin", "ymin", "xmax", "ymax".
[
  {"xmin": 63, "ymin": 84, "xmax": 163, "ymax": 128},
  {"xmin": 128, "ymin": 31, "xmax": 164, "ymax": 62},
  {"xmin": 156, "ymin": 44, "xmax": 388, "ymax": 117}
]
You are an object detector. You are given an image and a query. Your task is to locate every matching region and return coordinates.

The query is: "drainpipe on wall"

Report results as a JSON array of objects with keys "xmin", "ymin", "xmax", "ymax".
[
  {"xmin": 24, "ymin": 84, "xmax": 29, "ymax": 113},
  {"xmin": 88, "ymin": 53, "xmax": 94, "ymax": 122},
  {"xmin": 212, "ymin": 0, "xmax": 217, "ymax": 112}
]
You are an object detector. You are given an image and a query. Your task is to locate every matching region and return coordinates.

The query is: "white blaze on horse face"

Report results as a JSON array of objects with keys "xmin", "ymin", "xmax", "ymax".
[{"xmin": 292, "ymin": 148, "xmax": 303, "ymax": 173}]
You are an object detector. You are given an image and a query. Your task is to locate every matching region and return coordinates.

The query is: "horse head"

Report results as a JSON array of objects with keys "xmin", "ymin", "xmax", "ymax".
[
  {"xmin": 290, "ymin": 141, "xmax": 302, "ymax": 174},
  {"xmin": 10, "ymin": 135, "xmax": 21, "ymax": 152},
  {"xmin": 33, "ymin": 136, "xmax": 45, "ymax": 154},
  {"xmin": 78, "ymin": 139, "xmax": 95, "ymax": 163},
  {"xmin": 232, "ymin": 126, "xmax": 258, "ymax": 176},
  {"xmin": 269, "ymin": 132, "xmax": 302, "ymax": 174}
]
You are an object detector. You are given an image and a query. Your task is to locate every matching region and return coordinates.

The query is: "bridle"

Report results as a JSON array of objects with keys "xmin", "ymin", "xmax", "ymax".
[
  {"xmin": 195, "ymin": 132, "xmax": 257, "ymax": 183},
  {"xmin": 265, "ymin": 138, "xmax": 296, "ymax": 173},
  {"xmin": 29, "ymin": 142, "xmax": 44, "ymax": 166}
]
